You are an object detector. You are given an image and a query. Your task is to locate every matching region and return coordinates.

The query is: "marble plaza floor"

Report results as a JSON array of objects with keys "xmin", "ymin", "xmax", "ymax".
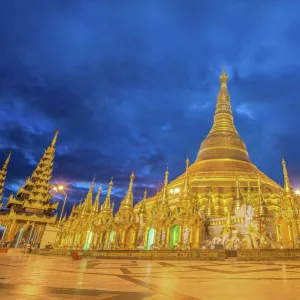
[{"xmin": 1, "ymin": 255, "xmax": 300, "ymax": 300}]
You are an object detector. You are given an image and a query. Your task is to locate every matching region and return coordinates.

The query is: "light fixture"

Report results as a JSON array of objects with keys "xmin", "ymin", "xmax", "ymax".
[
  {"xmin": 174, "ymin": 188, "xmax": 180, "ymax": 194},
  {"xmin": 295, "ymin": 189, "xmax": 300, "ymax": 196},
  {"xmin": 53, "ymin": 187, "xmax": 58, "ymax": 192},
  {"xmin": 58, "ymin": 185, "xmax": 64, "ymax": 191},
  {"xmin": 169, "ymin": 189, "xmax": 174, "ymax": 194}
]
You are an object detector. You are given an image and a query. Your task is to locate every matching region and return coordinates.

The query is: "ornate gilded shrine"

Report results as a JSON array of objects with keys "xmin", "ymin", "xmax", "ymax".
[
  {"xmin": 56, "ymin": 71, "xmax": 300, "ymax": 252},
  {"xmin": 0, "ymin": 131, "xmax": 59, "ymax": 247},
  {"xmin": 1, "ymin": 70, "xmax": 299, "ymax": 252}
]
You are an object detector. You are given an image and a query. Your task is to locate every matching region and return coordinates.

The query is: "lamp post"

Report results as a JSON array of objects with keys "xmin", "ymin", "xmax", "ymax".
[{"xmin": 53, "ymin": 185, "xmax": 68, "ymax": 224}]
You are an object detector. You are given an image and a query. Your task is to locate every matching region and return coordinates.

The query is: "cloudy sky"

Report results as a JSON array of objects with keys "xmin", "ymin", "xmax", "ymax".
[{"xmin": 1, "ymin": 0, "xmax": 300, "ymax": 214}]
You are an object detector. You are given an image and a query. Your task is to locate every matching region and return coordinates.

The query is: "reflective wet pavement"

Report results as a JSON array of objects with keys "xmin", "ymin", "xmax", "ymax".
[{"xmin": 1, "ymin": 255, "xmax": 300, "ymax": 299}]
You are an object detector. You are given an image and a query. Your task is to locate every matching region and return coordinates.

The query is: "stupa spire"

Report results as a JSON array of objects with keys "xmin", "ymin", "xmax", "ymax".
[
  {"xmin": 51, "ymin": 130, "xmax": 59, "ymax": 147},
  {"xmin": 122, "ymin": 170, "xmax": 135, "ymax": 207},
  {"xmin": 209, "ymin": 69, "xmax": 237, "ymax": 135},
  {"xmin": 0, "ymin": 150, "xmax": 12, "ymax": 203},
  {"xmin": 196, "ymin": 70, "xmax": 250, "ymax": 163},
  {"xmin": 281, "ymin": 158, "xmax": 296, "ymax": 210},
  {"xmin": 102, "ymin": 177, "xmax": 113, "ymax": 211},
  {"xmin": 183, "ymin": 157, "xmax": 190, "ymax": 195},
  {"xmin": 82, "ymin": 176, "xmax": 95, "ymax": 213},
  {"xmin": 93, "ymin": 185, "xmax": 102, "ymax": 213},
  {"xmin": 282, "ymin": 157, "xmax": 293, "ymax": 195},
  {"xmin": 161, "ymin": 167, "xmax": 169, "ymax": 204}
]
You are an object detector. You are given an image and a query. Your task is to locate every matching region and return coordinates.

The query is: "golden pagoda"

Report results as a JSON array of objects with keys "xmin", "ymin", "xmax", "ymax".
[
  {"xmin": 274, "ymin": 158, "xmax": 300, "ymax": 248},
  {"xmin": 57, "ymin": 70, "xmax": 299, "ymax": 251},
  {"xmin": 0, "ymin": 131, "xmax": 59, "ymax": 247},
  {"xmin": 0, "ymin": 150, "xmax": 11, "ymax": 210}
]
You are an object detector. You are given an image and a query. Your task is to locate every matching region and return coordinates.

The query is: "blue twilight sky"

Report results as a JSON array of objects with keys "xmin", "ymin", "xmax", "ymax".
[{"xmin": 1, "ymin": 0, "xmax": 300, "ymax": 214}]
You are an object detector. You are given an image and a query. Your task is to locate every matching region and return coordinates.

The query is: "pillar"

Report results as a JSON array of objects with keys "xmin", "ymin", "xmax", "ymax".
[
  {"xmin": 120, "ymin": 229, "xmax": 126, "ymax": 249},
  {"xmin": 6, "ymin": 221, "xmax": 18, "ymax": 244},
  {"xmin": 276, "ymin": 225, "xmax": 280, "ymax": 242},
  {"xmin": 178, "ymin": 225, "xmax": 183, "ymax": 244},
  {"xmin": 166, "ymin": 227, "xmax": 170, "ymax": 248}
]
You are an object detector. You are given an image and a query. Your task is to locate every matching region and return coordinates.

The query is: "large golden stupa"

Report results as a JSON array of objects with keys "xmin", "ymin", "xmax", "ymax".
[{"xmin": 135, "ymin": 70, "xmax": 281, "ymax": 217}]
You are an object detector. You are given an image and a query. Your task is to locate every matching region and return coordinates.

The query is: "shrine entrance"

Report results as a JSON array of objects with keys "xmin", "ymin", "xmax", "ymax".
[
  {"xmin": 83, "ymin": 231, "xmax": 93, "ymax": 250},
  {"xmin": 147, "ymin": 228, "xmax": 155, "ymax": 250},
  {"xmin": 109, "ymin": 230, "xmax": 115, "ymax": 244},
  {"xmin": 170, "ymin": 225, "xmax": 179, "ymax": 250},
  {"xmin": 125, "ymin": 227, "xmax": 136, "ymax": 249}
]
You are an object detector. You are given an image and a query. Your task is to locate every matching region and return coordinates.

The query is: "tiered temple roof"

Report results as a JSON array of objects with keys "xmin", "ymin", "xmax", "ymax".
[{"xmin": 6, "ymin": 130, "xmax": 59, "ymax": 218}]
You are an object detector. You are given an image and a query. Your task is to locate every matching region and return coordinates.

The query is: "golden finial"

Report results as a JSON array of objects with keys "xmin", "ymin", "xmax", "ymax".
[
  {"xmin": 102, "ymin": 178, "xmax": 113, "ymax": 211},
  {"xmin": 164, "ymin": 166, "xmax": 169, "ymax": 185},
  {"xmin": 220, "ymin": 67, "xmax": 228, "ymax": 86},
  {"xmin": 82, "ymin": 178, "xmax": 95, "ymax": 213},
  {"xmin": 50, "ymin": 130, "xmax": 59, "ymax": 147},
  {"xmin": 128, "ymin": 170, "xmax": 135, "ymax": 191},
  {"xmin": 282, "ymin": 157, "xmax": 293, "ymax": 194},
  {"xmin": 93, "ymin": 184, "xmax": 102, "ymax": 213},
  {"xmin": 186, "ymin": 156, "xmax": 190, "ymax": 170},
  {"xmin": 3, "ymin": 149, "xmax": 12, "ymax": 169},
  {"xmin": 122, "ymin": 171, "xmax": 135, "ymax": 206},
  {"xmin": 143, "ymin": 189, "xmax": 147, "ymax": 200}
]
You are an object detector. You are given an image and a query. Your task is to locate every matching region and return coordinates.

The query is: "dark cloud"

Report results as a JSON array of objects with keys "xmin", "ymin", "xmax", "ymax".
[{"xmin": 1, "ymin": 1, "xmax": 300, "ymax": 213}]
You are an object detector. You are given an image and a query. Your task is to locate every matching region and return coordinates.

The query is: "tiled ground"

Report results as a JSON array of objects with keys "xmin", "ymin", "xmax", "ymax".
[{"xmin": 1, "ymin": 254, "xmax": 300, "ymax": 299}]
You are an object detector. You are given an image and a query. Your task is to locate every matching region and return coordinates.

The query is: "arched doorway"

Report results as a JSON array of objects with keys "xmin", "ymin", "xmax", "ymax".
[
  {"xmin": 109, "ymin": 230, "xmax": 115, "ymax": 244},
  {"xmin": 170, "ymin": 225, "xmax": 179, "ymax": 250},
  {"xmin": 125, "ymin": 227, "xmax": 136, "ymax": 249},
  {"xmin": 147, "ymin": 228, "xmax": 155, "ymax": 250},
  {"xmin": 102, "ymin": 232, "xmax": 109, "ymax": 249},
  {"xmin": 83, "ymin": 231, "xmax": 93, "ymax": 250}
]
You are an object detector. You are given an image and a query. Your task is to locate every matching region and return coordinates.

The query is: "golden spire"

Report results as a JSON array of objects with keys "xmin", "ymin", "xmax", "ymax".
[
  {"xmin": 122, "ymin": 170, "xmax": 135, "ymax": 207},
  {"xmin": 183, "ymin": 157, "xmax": 190, "ymax": 195},
  {"xmin": 82, "ymin": 176, "xmax": 95, "ymax": 213},
  {"xmin": 196, "ymin": 69, "xmax": 250, "ymax": 162},
  {"xmin": 0, "ymin": 150, "xmax": 12, "ymax": 202},
  {"xmin": 51, "ymin": 129, "xmax": 59, "ymax": 148},
  {"xmin": 143, "ymin": 189, "xmax": 147, "ymax": 200},
  {"xmin": 161, "ymin": 167, "xmax": 169, "ymax": 204},
  {"xmin": 93, "ymin": 185, "xmax": 102, "ymax": 213},
  {"xmin": 282, "ymin": 157, "xmax": 293, "ymax": 195},
  {"xmin": 102, "ymin": 177, "xmax": 113, "ymax": 211},
  {"xmin": 281, "ymin": 158, "xmax": 296, "ymax": 210}
]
